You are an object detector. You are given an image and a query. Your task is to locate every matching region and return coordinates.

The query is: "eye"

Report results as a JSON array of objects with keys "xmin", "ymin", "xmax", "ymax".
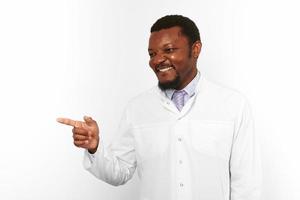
[
  {"xmin": 165, "ymin": 48, "xmax": 176, "ymax": 53},
  {"xmin": 148, "ymin": 52, "xmax": 155, "ymax": 58}
]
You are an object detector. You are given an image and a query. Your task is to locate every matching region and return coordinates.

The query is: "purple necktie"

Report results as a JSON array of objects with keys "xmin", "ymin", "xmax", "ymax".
[{"xmin": 172, "ymin": 90, "xmax": 187, "ymax": 111}]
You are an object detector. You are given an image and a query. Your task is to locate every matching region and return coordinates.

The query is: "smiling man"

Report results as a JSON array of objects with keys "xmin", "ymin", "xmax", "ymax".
[
  {"xmin": 57, "ymin": 15, "xmax": 261, "ymax": 200},
  {"xmin": 148, "ymin": 25, "xmax": 200, "ymax": 91}
]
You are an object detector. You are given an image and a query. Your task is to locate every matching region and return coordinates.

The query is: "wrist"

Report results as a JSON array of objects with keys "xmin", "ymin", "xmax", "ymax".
[
  {"xmin": 88, "ymin": 138, "xmax": 99, "ymax": 154},
  {"xmin": 88, "ymin": 147, "xmax": 97, "ymax": 154}
]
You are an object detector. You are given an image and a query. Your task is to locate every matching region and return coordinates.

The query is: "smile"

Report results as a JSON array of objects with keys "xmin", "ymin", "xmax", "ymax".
[{"xmin": 157, "ymin": 66, "xmax": 174, "ymax": 72}]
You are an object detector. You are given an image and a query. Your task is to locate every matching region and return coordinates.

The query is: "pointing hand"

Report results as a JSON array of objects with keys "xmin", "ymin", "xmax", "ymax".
[{"xmin": 57, "ymin": 116, "xmax": 99, "ymax": 154}]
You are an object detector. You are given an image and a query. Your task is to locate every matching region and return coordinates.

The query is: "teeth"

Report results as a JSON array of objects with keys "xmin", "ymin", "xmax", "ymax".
[{"xmin": 158, "ymin": 67, "xmax": 173, "ymax": 72}]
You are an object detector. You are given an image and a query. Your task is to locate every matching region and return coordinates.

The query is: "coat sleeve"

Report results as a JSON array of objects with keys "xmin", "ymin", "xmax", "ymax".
[
  {"xmin": 230, "ymin": 98, "xmax": 262, "ymax": 200},
  {"xmin": 82, "ymin": 107, "xmax": 137, "ymax": 186}
]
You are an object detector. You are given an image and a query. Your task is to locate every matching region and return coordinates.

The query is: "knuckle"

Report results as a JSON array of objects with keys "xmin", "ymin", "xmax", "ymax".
[{"xmin": 73, "ymin": 141, "xmax": 79, "ymax": 147}]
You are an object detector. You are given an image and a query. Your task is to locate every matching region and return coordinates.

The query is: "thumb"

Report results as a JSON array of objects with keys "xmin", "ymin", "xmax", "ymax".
[{"xmin": 83, "ymin": 115, "xmax": 96, "ymax": 125}]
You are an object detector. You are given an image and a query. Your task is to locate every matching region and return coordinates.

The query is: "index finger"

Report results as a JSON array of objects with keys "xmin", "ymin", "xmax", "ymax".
[{"xmin": 56, "ymin": 117, "xmax": 76, "ymax": 127}]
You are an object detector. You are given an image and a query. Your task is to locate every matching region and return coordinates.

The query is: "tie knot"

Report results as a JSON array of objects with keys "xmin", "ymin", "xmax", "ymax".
[
  {"xmin": 172, "ymin": 90, "xmax": 187, "ymax": 111},
  {"xmin": 173, "ymin": 90, "xmax": 187, "ymax": 96}
]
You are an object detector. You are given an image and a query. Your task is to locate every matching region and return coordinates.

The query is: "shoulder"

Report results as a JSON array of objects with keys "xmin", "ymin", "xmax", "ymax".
[
  {"xmin": 125, "ymin": 86, "xmax": 160, "ymax": 109},
  {"xmin": 202, "ymin": 77, "xmax": 249, "ymax": 105},
  {"xmin": 198, "ymin": 77, "xmax": 251, "ymax": 118}
]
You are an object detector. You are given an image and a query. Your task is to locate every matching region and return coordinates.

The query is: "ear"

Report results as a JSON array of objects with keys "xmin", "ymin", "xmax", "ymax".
[{"xmin": 192, "ymin": 41, "xmax": 202, "ymax": 59}]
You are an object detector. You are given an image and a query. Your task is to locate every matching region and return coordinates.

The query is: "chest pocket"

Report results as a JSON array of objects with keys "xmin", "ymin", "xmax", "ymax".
[
  {"xmin": 133, "ymin": 123, "xmax": 170, "ymax": 164},
  {"xmin": 189, "ymin": 120, "xmax": 234, "ymax": 160}
]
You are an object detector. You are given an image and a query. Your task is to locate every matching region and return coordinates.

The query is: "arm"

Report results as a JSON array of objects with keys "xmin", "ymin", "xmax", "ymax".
[
  {"xmin": 82, "ymin": 109, "xmax": 137, "ymax": 186},
  {"xmin": 57, "ymin": 110, "xmax": 136, "ymax": 186},
  {"xmin": 230, "ymin": 98, "xmax": 262, "ymax": 200}
]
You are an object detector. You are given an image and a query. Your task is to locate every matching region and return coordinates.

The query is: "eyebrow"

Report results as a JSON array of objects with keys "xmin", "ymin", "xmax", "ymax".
[
  {"xmin": 148, "ymin": 43, "xmax": 174, "ymax": 51},
  {"xmin": 162, "ymin": 43, "xmax": 173, "ymax": 47}
]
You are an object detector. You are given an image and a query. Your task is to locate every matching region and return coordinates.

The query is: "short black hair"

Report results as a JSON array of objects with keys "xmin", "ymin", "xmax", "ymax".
[{"xmin": 150, "ymin": 15, "xmax": 201, "ymax": 47}]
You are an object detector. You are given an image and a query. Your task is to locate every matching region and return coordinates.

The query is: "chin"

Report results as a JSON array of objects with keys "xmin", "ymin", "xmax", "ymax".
[{"xmin": 158, "ymin": 75, "xmax": 180, "ymax": 90}]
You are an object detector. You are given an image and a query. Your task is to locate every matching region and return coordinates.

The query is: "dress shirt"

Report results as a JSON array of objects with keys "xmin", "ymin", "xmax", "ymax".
[
  {"xmin": 83, "ymin": 71, "xmax": 262, "ymax": 200},
  {"xmin": 165, "ymin": 70, "xmax": 201, "ymax": 106}
]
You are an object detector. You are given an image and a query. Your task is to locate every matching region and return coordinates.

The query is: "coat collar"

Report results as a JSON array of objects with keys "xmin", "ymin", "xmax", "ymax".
[
  {"xmin": 164, "ymin": 70, "xmax": 201, "ymax": 100},
  {"xmin": 155, "ymin": 70, "xmax": 205, "ymax": 115}
]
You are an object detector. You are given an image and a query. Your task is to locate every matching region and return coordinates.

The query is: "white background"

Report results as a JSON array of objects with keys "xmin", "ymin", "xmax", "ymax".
[{"xmin": 0, "ymin": 0, "xmax": 299, "ymax": 199}]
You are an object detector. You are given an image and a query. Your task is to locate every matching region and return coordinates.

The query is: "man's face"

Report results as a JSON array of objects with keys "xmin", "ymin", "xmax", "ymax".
[{"xmin": 148, "ymin": 26, "xmax": 201, "ymax": 90}]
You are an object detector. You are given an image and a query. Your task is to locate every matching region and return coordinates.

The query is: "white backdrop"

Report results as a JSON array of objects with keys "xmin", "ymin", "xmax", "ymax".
[{"xmin": 1, "ymin": 0, "xmax": 299, "ymax": 199}]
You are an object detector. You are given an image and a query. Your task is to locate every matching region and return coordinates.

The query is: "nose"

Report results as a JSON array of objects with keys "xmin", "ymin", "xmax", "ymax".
[{"xmin": 151, "ymin": 53, "xmax": 167, "ymax": 67}]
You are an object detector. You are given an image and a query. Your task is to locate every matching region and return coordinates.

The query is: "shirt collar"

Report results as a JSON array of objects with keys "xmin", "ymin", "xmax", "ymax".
[{"xmin": 165, "ymin": 70, "xmax": 201, "ymax": 100}]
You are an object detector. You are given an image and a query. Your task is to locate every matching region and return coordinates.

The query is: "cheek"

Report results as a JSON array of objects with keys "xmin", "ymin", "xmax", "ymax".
[
  {"xmin": 149, "ymin": 60, "xmax": 155, "ymax": 71},
  {"xmin": 149, "ymin": 59, "xmax": 152, "ymax": 66},
  {"xmin": 169, "ymin": 54, "xmax": 186, "ymax": 67}
]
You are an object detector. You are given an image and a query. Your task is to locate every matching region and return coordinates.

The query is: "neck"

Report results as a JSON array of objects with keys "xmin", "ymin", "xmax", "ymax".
[{"xmin": 175, "ymin": 67, "xmax": 197, "ymax": 90}]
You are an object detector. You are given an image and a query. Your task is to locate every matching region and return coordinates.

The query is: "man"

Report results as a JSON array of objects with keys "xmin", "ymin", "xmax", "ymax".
[{"xmin": 57, "ymin": 15, "xmax": 261, "ymax": 200}]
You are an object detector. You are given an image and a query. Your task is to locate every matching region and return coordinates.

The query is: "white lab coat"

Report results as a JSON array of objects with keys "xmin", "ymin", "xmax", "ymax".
[{"xmin": 83, "ymin": 74, "xmax": 262, "ymax": 200}]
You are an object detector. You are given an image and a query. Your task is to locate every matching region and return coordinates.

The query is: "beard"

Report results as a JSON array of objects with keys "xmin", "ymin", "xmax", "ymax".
[{"xmin": 158, "ymin": 71, "xmax": 181, "ymax": 90}]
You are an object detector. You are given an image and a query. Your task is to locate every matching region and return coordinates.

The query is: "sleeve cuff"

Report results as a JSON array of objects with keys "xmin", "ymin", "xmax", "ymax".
[{"xmin": 82, "ymin": 141, "xmax": 104, "ymax": 169}]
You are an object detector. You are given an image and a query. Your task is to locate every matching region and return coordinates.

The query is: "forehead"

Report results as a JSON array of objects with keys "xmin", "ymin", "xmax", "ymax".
[{"xmin": 148, "ymin": 26, "xmax": 188, "ymax": 48}]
